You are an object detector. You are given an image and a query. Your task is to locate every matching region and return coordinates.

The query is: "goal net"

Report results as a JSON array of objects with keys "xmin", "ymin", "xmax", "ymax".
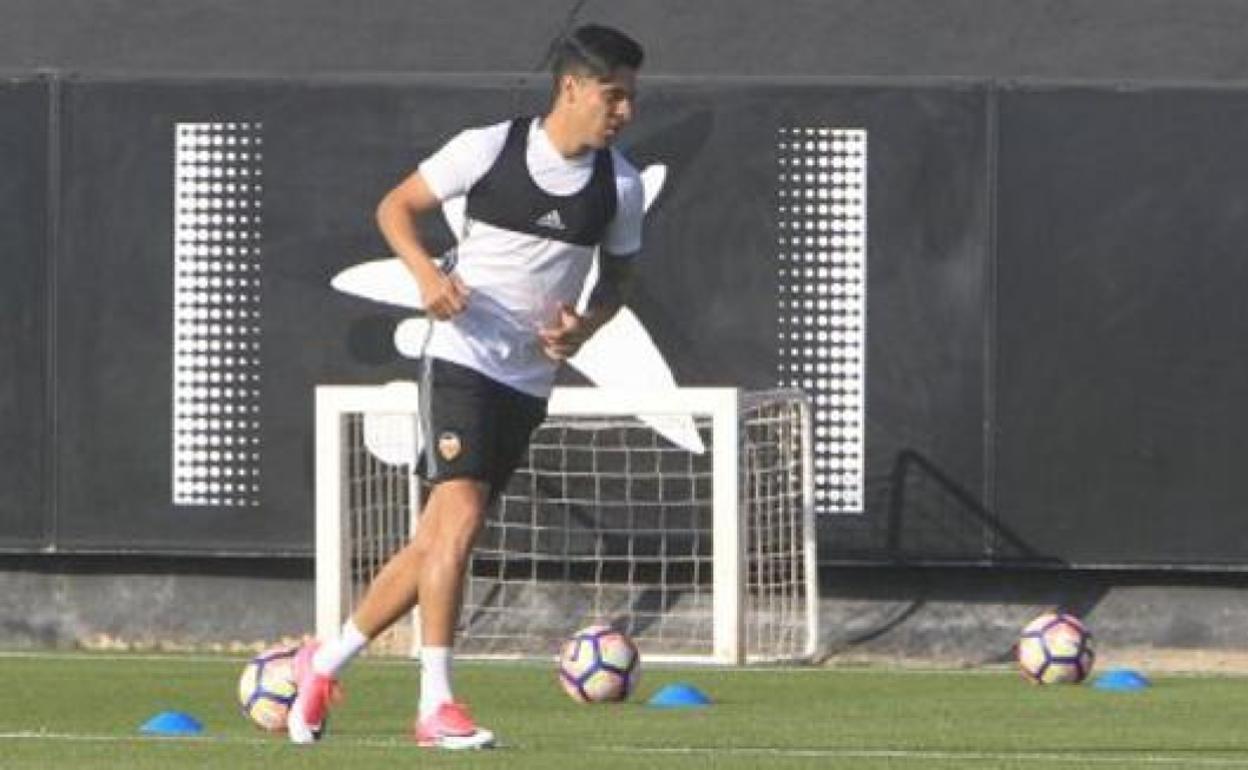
[{"xmin": 315, "ymin": 384, "xmax": 817, "ymax": 665}]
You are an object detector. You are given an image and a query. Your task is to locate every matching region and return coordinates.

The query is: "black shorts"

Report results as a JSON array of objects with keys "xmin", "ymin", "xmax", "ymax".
[{"xmin": 416, "ymin": 357, "xmax": 548, "ymax": 495}]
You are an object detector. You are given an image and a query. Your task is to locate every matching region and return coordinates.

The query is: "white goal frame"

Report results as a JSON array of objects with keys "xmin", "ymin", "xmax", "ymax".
[{"xmin": 315, "ymin": 383, "xmax": 818, "ymax": 665}]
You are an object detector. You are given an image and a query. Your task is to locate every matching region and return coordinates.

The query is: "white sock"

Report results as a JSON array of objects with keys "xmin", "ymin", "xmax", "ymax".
[
  {"xmin": 311, "ymin": 619, "xmax": 369, "ymax": 678},
  {"xmin": 419, "ymin": 646, "xmax": 454, "ymax": 719}
]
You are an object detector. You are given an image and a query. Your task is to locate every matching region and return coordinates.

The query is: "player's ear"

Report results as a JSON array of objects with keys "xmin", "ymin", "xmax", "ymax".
[{"xmin": 559, "ymin": 73, "xmax": 587, "ymax": 104}]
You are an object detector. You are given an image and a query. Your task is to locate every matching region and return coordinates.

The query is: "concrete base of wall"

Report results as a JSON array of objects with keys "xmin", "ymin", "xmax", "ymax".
[
  {"xmin": 815, "ymin": 566, "xmax": 1248, "ymax": 672},
  {"xmin": 5, "ymin": 558, "xmax": 1248, "ymax": 671},
  {"xmin": 0, "ymin": 556, "xmax": 313, "ymax": 652}
]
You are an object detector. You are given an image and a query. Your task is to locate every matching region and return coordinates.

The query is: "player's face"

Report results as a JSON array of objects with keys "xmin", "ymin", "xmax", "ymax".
[{"xmin": 569, "ymin": 67, "xmax": 637, "ymax": 148}]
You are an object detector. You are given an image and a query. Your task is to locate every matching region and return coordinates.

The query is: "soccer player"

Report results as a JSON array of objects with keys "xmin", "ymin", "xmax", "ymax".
[{"xmin": 287, "ymin": 24, "xmax": 646, "ymax": 748}]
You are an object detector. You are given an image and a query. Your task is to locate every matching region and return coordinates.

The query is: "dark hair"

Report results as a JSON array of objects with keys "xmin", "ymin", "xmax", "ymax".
[{"xmin": 548, "ymin": 24, "xmax": 644, "ymax": 81}]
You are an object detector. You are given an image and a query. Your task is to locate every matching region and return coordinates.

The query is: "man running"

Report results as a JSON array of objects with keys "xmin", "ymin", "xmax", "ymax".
[{"xmin": 287, "ymin": 24, "xmax": 646, "ymax": 748}]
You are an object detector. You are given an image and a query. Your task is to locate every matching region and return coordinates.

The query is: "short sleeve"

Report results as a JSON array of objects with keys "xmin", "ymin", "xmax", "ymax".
[
  {"xmin": 417, "ymin": 121, "xmax": 510, "ymax": 202},
  {"xmin": 602, "ymin": 153, "xmax": 644, "ymax": 256}
]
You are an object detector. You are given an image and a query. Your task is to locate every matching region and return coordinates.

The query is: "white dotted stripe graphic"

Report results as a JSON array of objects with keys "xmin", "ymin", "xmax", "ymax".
[
  {"xmin": 173, "ymin": 123, "xmax": 264, "ymax": 507},
  {"xmin": 777, "ymin": 128, "xmax": 867, "ymax": 514}
]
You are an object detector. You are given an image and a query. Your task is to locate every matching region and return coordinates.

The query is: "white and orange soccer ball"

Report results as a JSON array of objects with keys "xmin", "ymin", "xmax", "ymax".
[
  {"xmin": 237, "ymin": 644, "xmax": 300, "ymax": 731},
  {"xmin": 558, "ymin": 624, "xmax": 641, "ymax": 703},
  {"xmin": 1016, "ymin": 611, "xmax": 1095, "ymax": 685}
]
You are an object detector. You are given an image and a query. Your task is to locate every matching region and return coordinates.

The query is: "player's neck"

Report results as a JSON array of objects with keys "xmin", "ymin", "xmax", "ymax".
[{"xmin": 540, "ymin": 111, "xmax": 594, "ymax": 159}]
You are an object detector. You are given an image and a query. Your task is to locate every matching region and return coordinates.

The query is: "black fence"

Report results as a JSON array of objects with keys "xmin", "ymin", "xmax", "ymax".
[{"xmin": 4, "ymin": 73, "xmax": 1248, "ymax": 568}]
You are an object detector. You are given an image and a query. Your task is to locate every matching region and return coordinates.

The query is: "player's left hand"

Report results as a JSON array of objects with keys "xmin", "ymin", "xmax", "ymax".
[{"xmin": 539, "ymin": 303, "xmax": 595, "ymax": 361}]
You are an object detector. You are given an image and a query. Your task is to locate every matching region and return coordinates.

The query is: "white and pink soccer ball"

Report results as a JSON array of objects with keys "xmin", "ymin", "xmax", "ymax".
[
  {"xmin": 1016, "ymin": 611, "xmax": 1095, "ymax": 685},
  {"xmin": 558, "ymin": 624, "xmax": 641, "ymax": 703},
  {"xmin": 237, "ymin": 644, "xmax": 300, "ymax": 731}
]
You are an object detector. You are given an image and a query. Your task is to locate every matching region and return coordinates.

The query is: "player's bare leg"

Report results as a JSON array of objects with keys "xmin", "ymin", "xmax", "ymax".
[
  {"xmin": 408, "ymin": 479, "xmax": 497, "ymax": 749},
  {"xmin": 289, "ymin": 479, "xmax": 491, "ymax": 745}
]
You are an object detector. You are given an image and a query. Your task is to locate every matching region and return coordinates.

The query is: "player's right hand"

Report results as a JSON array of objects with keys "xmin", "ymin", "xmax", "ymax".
[{"xmin": 418, "ymin": 270, "xmax": 470, "ymax": 320}]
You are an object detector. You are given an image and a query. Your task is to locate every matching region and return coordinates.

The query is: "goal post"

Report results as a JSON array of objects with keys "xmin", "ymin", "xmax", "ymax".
[
  {"xmin": 315, "ymin": 383, "xmax": 818, "ymax": 665},
  {"xmin": 313, "ymin": 381, "xmax": 423, "ymax": 651}
]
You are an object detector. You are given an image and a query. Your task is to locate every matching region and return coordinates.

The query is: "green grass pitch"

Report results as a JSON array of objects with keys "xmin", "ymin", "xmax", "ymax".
[{"xmin": 4, "ymin": 653, "xmax": 1248, "ymax": 769}]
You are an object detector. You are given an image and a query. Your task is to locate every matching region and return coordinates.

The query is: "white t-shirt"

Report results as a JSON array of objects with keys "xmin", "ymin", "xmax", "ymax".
[{"xmin": 417, "ymin": 119, "xmax": 644, "ymax": 397}]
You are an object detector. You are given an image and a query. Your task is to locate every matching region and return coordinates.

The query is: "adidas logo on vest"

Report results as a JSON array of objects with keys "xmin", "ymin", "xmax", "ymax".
[{"xmin": 536, "ymin": 209, "xmax": 567, "ymax": 231}]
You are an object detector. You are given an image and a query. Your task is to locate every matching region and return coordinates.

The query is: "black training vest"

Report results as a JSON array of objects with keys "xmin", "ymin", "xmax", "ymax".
[{"xmin": 464, "ymin": 117, "xmax": 617, "ymax": 248}]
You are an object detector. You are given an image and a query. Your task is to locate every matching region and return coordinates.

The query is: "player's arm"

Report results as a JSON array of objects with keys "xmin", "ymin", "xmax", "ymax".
[
  {"xmin": 376, "ymin": 172, "xmax": 469, "ymax": 320},
  {"xmin": 539, "ymin": 252, "xmax": 636, "ymax": 361},
  {"xmin": 540, "ymin": 158, "xmax": 645, "ymax": 361},
  {"xmin": 580, "ymin": 251, "xmax": 636, "ymax": 333}
]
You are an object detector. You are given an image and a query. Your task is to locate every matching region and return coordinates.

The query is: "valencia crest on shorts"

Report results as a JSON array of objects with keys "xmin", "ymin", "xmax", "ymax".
[
  {"xmin": 437, "ymin": 431, "xmax": 463, "ymax": 461},
  {"xmin": 418, "ymin": 358, "xmax": 547, "ymax": 489}
]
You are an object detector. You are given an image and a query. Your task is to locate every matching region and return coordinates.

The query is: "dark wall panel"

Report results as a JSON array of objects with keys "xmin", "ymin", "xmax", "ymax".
[
  {"xmin": 39, "ymin": 75, "xmax": 1248, "ymax": 566},
  {"xmin": 0, "ymin": 78, "xmax": 49, "ymax": 548},
  {"xmin": 613, "ymin": 84, "xmax": 993, "ymax": 561},
  {"xmin": 665, "ymin": 85, "xmax": 991, "ymax": 561},
  {"xmin": 56, "ymin": 80, "xmax": 223, "ymax": 551},
  {"xmin": 849, "ymin": 86, "xmax": 990, "ymax": 562},
  {"xmin": 51, "ymin": 77, "xmax": 990, "ymax": 556},
  {"xmin": 54, "ymin": 79, "xmax": 452, "ymax": 553},
  {"xmin": 996, "ymin": 87, "xmax": 1248, "ymax": 566}
]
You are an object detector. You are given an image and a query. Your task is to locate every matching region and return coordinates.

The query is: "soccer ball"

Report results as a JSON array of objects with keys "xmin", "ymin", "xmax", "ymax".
[
  {"xmin": 1016, "ymin": 611, "xmax": 1095, "ymax": 684},
  {"xmin": 238, "ymin": 644, "xmax": 300, "ymax": 730},
  {"xmin": 558, "ymin": 624, "xmax": 640, "ymax": 703}
]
